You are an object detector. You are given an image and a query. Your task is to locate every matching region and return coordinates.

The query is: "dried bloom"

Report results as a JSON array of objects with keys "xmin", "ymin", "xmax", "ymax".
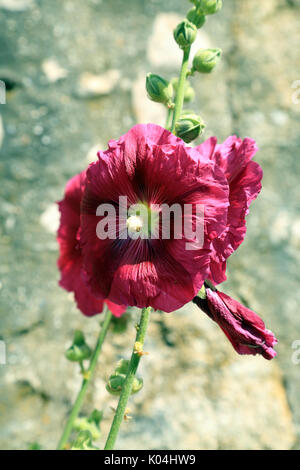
[{"xmin": 193, "ymin": 286, "xmax": 277, "ymax": 359}]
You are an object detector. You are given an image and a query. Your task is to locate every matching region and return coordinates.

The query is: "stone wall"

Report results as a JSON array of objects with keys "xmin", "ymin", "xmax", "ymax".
[{"xmin": 0, "ymin": 0, "xmax": 300, "ymax": 450}]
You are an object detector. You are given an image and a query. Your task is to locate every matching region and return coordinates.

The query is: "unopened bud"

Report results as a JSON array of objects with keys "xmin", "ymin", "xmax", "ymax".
[
  {"xmin": 192, "ymin": 48, "xmax": 222, "ymax": 74},
  {"xmin": 106, "ymin": 374, "xmax": 124, "ymax": 395},
  {"xmin": 106, "ymin": 359, "xmax": 143, "ymax": 396},
  {"xmin": 146, "ymin": 73, "xmax": 173, "ymax": 105},
  {"xmin": 65, "ymin": 330, "xmax": 92, "ymax": 362},
  {"xmin": 71, "ymin": 431, "xmax": 99, "ymax": 451},
  {"xmin": 73, "ymin": 409, "xmax": 103, "ymax": 441},
  {"xmin": 197, "ymin": 0, "xmax": 223, "ymax": 15},
  {"xmin": 187, "ymin": 7, "xmax": 206, "ymax": 29},
  {"xmin": 175, "ymin": 113, "xmax": 206, "ymax": 143},
  {"xmin": 173, "ymin": 20, "xmax": 197, "ymax": 49}
]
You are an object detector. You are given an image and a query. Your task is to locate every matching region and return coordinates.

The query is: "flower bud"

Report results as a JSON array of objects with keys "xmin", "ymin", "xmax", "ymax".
[
  {"xmin": 193, "ymin": 285, "xmax": 278, "ymax": 360},
  {"xmin": 171, "ymin": 78, "xmax": 195, "ymax": 103},
  {"xmin": 65, "ymin": 330, "xmax": 92, "ymax": 362},
  {"xmin": 173, "ymin": 20, "xmax": 197, "ymax": 49},
  {"xmin": 115, "ymin": 358, "xmax": 130, "ymax": 375},
  {"xmin": 106, "ymin": 374, "xmax": 125, "ymax": 395},
  {"xmin": 146, "ymin": 73, "xmax": 173, "ymax": 105},
  {"xmin": 192, "ymin": 48, "xmax": 222, "ymax": 74},
  {"xmin": 175, "ymin": 113, "xmax": 206, "ymax": 143},
  {"xmin": 73, "ymin": 409, "xmax": 103, "ymax": 441},
  {"xmin": 187, "ymin": 7, "xmax": 206, "ymax": 29},
  {"xmin": 111, "ymin": 312, "xmax": 130, "ymax": 334},
  {"xmin": 106, "ymin": 359, "xmax": 143, "ymax": 396},
  {"xmin": 197, "ymin": 0, "xmax": 223, "ymax": 15},
  {"xmin": 71, "ymin": 430, "xmax": 99, "ymax": 450}
]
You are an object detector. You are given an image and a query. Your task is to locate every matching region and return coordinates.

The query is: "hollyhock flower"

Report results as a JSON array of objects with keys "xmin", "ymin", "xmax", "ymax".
[
  {"xmin": 57, "ymin": 171, "xmax": 126, "ymax": 317},
  {"xmin": 80, "ymin": 123, "xmax": 229, "ymax": 312},
  {"xmin": 193, "ymin": 286, "xmax": 277, "ymax": 359},
  {"xmin": 196, "ymin": 136, "xmax": 263, "ymax": 284}
]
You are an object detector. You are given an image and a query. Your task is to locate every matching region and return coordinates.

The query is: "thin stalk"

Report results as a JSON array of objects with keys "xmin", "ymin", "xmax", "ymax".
[
  {"xmin": 57, "ymin": 307, "xmax": 112, "ymax": 450},
  {"xmin": 171, "ymin": 46, "xmax": 191, "ymax": 134},
  {"xmin": 104, "ymin": 307, "xmax": 151, "ymax": 450},
  {"xmin": 165, "ymin": 106, "xmax": 173, "ymax": 130}
]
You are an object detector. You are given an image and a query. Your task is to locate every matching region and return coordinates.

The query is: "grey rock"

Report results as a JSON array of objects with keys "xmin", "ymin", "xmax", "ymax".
[{"xmin": 0, "ymin": 0, "xmax": 299, "ymax": 451}]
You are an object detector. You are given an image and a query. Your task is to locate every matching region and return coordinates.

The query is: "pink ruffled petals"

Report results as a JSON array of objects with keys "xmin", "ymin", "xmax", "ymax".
[
  {"xmin": 195, "ymin": 135, "xmax": 263, "ymax": 285},
  {"xmin": 57, "ymin": 171, "xmax": 126, "ymax": 317},
  {"xmin": 80, "ymin": 124, "xmax": 229, "ymax": 311}
]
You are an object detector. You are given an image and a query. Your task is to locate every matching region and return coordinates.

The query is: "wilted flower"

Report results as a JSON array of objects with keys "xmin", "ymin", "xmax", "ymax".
[
  {"xmin": 57, "ymin": 171, "xmax": 126, "ymax": 317},
  {"xmin": 193, "ymin": 286, "xmax": 277, "ymax": 360},
  {"xmin": 195, "ymin": 136, "xmax": 263, "ymax": 284}
]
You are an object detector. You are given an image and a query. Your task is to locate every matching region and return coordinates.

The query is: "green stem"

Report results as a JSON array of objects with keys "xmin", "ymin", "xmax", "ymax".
[
  {"xmin": 171, "ymin": 46, "xmax": 191, "ymax": 134},
  {"xmin": 104, "ymin": 307, "xmax": 151, "ymax": 450},
  {"xmin": 165, "ymin": 106, "xmax": 173, "ymax": 130},
  {"xmin": 57, "ymin": 307, "xmax": 112, "ymax": 450}
]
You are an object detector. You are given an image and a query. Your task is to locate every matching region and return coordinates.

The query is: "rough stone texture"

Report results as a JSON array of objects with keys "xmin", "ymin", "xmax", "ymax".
[{"xmin": 0, "ymin": 0, "xmax": 300, "ymax": 450}]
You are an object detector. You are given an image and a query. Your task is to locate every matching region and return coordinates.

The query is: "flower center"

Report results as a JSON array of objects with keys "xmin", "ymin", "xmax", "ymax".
[
  {"xmin": 126, "ymin": 215, "xmax": 144, "ymax": 234},
  {"xmin": 126, "ymin": 202, "xmax": 159, "ymax": 240}
]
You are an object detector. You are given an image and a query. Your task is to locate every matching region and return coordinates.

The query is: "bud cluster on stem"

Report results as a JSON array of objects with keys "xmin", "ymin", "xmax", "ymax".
[
  {"xmin": 104, "ymin": 307, "xmax": 151, "ymax": 450},
  {"xmin": 146, "ymin": 0, "xmax": 223, "ymax": 144}
]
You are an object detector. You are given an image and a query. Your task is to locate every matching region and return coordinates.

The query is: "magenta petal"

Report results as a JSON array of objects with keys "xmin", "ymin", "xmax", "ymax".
[
  {"xmin": 80, "ymin": 124, "xmax": 229, "ymax": 311},
  {"xmin": 57, "ymin": 171, "xmax": 127, "ymax": 317},
  {"xmin": 199, "ymin": 135, "xmax": 263, "ymax": 285}
]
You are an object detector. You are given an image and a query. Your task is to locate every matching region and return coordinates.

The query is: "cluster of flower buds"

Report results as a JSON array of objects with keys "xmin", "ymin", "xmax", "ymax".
[
  {"xmin": 175, "ymin": 111, "xmax": 206, "ymax": 143},
  {"xmin": 146, "ymin": 73, "xmax": 174, "ymax": 107},
  {"xmin": 145, "ymin": 0, "xmax": 222, "ymax": 145},
  {"xmin": 65, "ymin": 330, "xmax": 92, "ymax": 362},
  {"xmin": 73, "ymin": 409, "xmax": 103, "ymax": 441},
  {"xmin": 106, "ymin": 359, "xmax": 143, "ymax": 396}
]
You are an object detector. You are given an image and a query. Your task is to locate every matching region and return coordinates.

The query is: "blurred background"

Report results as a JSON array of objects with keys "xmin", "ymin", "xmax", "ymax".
[{"xmin": 1, "ymin": 0, "xmax": 300, "ymax": 450}]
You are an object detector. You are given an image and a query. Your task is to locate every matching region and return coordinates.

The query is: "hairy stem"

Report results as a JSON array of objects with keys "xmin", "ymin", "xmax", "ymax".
[
  {"xmin": 104, "ymin": 307, "xmax": 151, "ymax": 450},
  {"xmin": 57, "ymin": 307, "xmax": 112, "ymax": 450},
  {"xmin": 165, "ymin": 106, "xmax": 173, "ymax": 130},
  {"xmin": 171, "ymin": 46, "xmax": 191, "ymax": 133}
]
